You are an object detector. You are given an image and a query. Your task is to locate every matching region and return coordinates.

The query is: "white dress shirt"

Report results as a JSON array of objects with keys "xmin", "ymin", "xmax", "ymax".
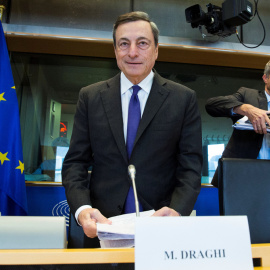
[
  {"xmin": 257, "ymin": 91, "xmax": 270, "ymax": 159},
  {"xmin": 120, "ymin": 71, "xmax": 154, "ymax": 142}
]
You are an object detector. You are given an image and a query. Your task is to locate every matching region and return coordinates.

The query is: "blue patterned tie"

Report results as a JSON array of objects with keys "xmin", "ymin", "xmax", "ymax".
[{"xmin": 124, "ymin": 85, "xmax": 143, "ymax": 213}]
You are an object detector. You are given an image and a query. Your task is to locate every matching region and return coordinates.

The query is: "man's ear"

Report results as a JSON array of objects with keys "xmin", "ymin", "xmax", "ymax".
[
  {"xmin": 155, "ymin": 44, "xmax": 159, "ymax": 60},
  {"xmin": 263, "ymin": 74, "xmax": 268, "ymax": 83}
]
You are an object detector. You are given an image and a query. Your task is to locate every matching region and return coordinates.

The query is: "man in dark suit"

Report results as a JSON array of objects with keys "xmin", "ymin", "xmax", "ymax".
[
  {"xmin": 62, "ymin": 11, "xmax": 202, "ymax": 247},
  {"xmin": 205, "ymin": 60, "xmax": 270, "ymax": 187}
]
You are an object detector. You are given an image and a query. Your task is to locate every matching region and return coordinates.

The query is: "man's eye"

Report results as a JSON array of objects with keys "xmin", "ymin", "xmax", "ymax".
[
  {"xmin": 138, "ymin": 41, "xmax": 149, "ymax": 49},
  {"xmin": 119, "ymin": 42, "xmax": 129, "ymax": 49}
]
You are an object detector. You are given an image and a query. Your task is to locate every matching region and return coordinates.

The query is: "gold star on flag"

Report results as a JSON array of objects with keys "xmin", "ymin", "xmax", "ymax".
[
  {"xmin": 16, "ymin": 160, "xmax": 24, "ymax": 174},
  {"xmin": 11, "ymin": 86, "xmax": 16, "ymax": 89},
  {"xmin": 0, "ymin": 152, "xmax": 10, "ymax": 165},
  {"xmin": 0, "ymin": 92, "xmax": 6, "ymax": 102}
]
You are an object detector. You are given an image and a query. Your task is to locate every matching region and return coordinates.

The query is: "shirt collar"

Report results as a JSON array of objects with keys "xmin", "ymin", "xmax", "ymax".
[
  {"xmin": 265, "ymin": 90, "xmax": 270, "ymax": 103},
  {"xmin": 120, "ymin": 71, "xmax": 154, "ymax": 95}
]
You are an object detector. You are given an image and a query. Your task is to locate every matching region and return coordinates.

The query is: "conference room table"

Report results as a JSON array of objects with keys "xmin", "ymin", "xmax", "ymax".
[{"xmin": 0, "ymin": 243, "xmax": 270, "ymax": 269}]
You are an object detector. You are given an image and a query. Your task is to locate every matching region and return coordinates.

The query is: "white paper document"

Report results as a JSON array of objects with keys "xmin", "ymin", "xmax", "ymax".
[
  {"xmin": 233, "ymin": 116, "xmax": 270, "ymax": 133},
  {"xmin": 97, "ymin": 209, "xmax": 155, "ymax": 248}
]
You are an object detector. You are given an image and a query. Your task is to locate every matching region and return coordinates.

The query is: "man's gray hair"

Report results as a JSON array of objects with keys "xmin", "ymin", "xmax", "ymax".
[
  {"xmin": 264, "ymin": 61, "xmax": 270, "ymax": 78},
  {"xmin": 113, "ymin": 11, "xmax": 159, "ymax": 48}
]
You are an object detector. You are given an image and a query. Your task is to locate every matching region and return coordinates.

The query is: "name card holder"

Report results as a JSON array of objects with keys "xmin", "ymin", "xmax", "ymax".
[{"xmin": 135, "ymin": 216, "xmax": 253, "ymax": 270}]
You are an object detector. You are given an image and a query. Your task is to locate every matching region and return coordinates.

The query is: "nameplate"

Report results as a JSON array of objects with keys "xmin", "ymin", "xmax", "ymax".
[
  {"xmin": 135, "ymin": 216, "xmax": 252, "ymax": 270},
  {"xmin": 0, "ymin": 216, "xmax": 67, "ymax": 249}
]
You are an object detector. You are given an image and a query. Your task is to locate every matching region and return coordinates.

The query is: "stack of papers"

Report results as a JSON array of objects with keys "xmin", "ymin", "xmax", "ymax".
[
  {"xmin": 97, "ymin": 210, "xmax": 155, "ymax": 248},
  {"xmin": 233, "ymin": 116, "xmax": 270, "ymax": 133}
]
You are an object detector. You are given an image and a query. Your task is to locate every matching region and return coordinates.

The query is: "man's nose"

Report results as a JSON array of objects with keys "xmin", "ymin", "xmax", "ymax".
[{"xmin": 128, "ymin": 43, "xmax": 139, "ymax": 58}]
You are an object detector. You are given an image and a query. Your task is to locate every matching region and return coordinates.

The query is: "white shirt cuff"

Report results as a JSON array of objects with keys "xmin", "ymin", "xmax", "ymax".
[
  {"xmin": 75, "ymin": 205, "xmax": 92, "ymax": 226},
  {"xmin": 231, "ymin": 108, "xmax": 236, "ymax": 115}
]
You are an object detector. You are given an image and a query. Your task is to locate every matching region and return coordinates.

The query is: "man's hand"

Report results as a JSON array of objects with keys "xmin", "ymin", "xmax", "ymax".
[
  {"xmin": 234, "ymin": 104, "xmax": 270, "ymax": 134},
  {"xmin": 152, "ymin": 206, "xmax": 180, "ymax": 217},
  {"xmin": 78, "ymin": 208, "xmax": 112, "ymax": 238}
]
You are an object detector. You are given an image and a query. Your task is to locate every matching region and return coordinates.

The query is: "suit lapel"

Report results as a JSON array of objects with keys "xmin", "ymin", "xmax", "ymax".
[
  {"xmin": 134, "ymin": 73, "xmax": 170, "ymax": 147},
  {"xmin": 100, "ymin": 74, "xmax": 128, "ymax": 163},
  {"xmin": 100, "ymin": 72, "xmax": 170, "ymax": 161},
  {"xmin": 258, "ymin": 91, "xmax": 268, "ymax": 110}
]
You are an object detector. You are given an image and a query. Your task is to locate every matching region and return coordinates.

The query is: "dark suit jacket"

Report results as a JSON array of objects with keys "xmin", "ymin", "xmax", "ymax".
[
  {"xmin": 205, "ymin": 87, "xmax": 267, "ymax": 187},
  {"xmin": 62, "ymin": 71, "xmax": 202, "ymax": 247}
]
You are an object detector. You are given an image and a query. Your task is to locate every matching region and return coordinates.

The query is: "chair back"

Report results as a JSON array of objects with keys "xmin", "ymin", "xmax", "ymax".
[{"xmin": 218, "ymin": 158, "xmax": 270, "ymax": 244}]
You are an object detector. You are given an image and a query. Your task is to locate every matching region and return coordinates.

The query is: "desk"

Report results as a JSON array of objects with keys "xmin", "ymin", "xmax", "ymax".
[
  {"xmin": 252, "ymin": 244, "xmax": 270, "ymax": 267},
  {"xmin": 0, "ymin": 244, "xmax": 269, "ymax": 268},
  {"xmin": 0, "ymin": 248, "xmax": 133, "ymax": 265}
]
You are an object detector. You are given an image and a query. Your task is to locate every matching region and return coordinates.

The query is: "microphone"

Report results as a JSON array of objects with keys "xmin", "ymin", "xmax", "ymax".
[{"xmin": 128, "ymin": 165, "xmax": 140, "ymax": 217}]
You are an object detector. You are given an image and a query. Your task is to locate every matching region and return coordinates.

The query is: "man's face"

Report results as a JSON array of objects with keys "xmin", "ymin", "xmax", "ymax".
[
  {"xmin": 114, "ymin": 20, "xmax": 158, "ymax": 85},
  {"xmin": 263, "ymin": 74, "xmax": 270, "ymax": 94}
]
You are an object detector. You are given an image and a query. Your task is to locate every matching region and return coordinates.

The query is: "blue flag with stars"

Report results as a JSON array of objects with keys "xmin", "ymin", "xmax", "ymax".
[{"xmin": 0, "ymin": 22, "xmax": 28, "ymax": 215}]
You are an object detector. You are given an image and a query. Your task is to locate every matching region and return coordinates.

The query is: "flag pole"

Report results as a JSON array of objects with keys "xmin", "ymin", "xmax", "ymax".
[{"xmin": 0, "ymin": 5, "xmax": 5, "ymax": 22}]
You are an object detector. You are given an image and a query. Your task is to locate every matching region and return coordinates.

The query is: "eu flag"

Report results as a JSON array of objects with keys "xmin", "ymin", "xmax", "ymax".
[{"xmin": 0, "ymin": 22, "xmax": 28, "ymax": 215}]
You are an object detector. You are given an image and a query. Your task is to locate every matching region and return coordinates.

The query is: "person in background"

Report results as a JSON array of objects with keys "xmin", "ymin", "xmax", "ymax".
[
  {"xmin": 62, "ymin": 11, "xmax": 202, "ymax": 248},
  {"xmin": 205, "ymin": 60, "xmax": 270, "ymax": 187}
]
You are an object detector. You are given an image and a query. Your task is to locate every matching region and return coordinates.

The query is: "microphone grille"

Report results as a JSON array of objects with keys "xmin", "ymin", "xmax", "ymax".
[{"xmin": 128, "ymin": 164, "xmax": 136, "ymax": 175}]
